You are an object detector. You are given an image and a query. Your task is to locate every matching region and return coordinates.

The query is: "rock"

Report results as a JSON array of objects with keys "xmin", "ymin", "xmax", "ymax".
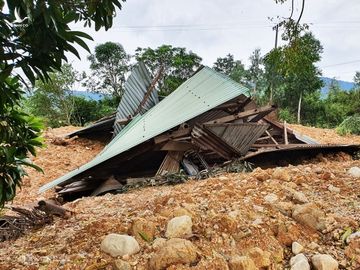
[
  {"xmin": 292, "ymin": 203, "xmax": 326, "ymax": 231},
  {"xmin": 165, "ymin": 215, "xmax": 192, "ymax": 238},
  {"xmin": 252, "ymin": 218, "xmax": 263, "ymax": 226},
  {"xmin": 347, "ymin": 231, "xmax": 360, "ymax": 243},
  {"xmin": 345, "ymin": 238, "xmax": 360, "ymax": 265},
  {"xmin": 131, "ymin": 218, "xmax": 156, "ymax": 242},
  {"xmin": 313, "ymin": 167, "xmax": 323, "ymax": 174},
  {"xmin": 100, "ymin": 234, "xmax": 140, "ymax": 257},
  {"xmin": 152, "ymin": 238, "xmax": 167, "ymax": 250},
  {"xmin": 290, "ymin": 253, "xmax": 310, "ymax": 270},
  {"xmin": 253, "ymin": 168, "xmax": 270, "ymax": 182},
  {"xmin": 291, "ymin": 191, "xmax": 309, "ymax": 204},
  {"xmin": 348, "ymin": 167, "xmax": 360, "ymax": 178},
  {"xmin": 308, "ymin": 241, "xmax": 320, "ymax": 250},
  {"xmin": 272, "ymin": 167, "xmax": 291, "ymax": 181},
  {"xmin": 228, "ymin": 255, "xmax": 257, "ymax": 270},
  {"xmin": 113, "ymin": 259, "xmax": 131, "ymax": 270},
  {"xmin": 212, "ymin": 214, "xmax": 237, "ymax": 233},
  {"xmin": 264, "ymin": 193, "xmax": 278, "ymax": 203},
  {"xmin": 173, "ymin": 206, "xmax": 194, "ymax": 218},
  {"xmin": 328, "ymin": 185, "xmax": 340, "ymax": 193},
  {"xmin": 149, "ymin": 238, "xmax": 198, "ymax": 270},
  {"xmin": 275, "ymin": 223, "xmax": 301, "ymax": 246},
  {"xmin": 292, "ymin": 241, "xmax": 304, "ymax": 255},
  {"xmin": 273, "ymin": 201, "xmax": 294, "ymax": 216},
  {"xmin": 246, "ymin": 247, "xmax": 271, "ymax": 268},
  {"xmin": 311, "ymin": 254, "xmax": 338, "ymax": 270}
]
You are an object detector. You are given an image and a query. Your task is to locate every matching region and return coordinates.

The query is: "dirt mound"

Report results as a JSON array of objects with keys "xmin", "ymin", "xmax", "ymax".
[{"xmin": 0, "ymin": 126, "xmax": 360, "ymax": 269}]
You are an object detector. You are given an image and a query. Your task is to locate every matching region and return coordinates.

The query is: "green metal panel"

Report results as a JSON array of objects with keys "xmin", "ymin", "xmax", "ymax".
[{"xmin": 39, "ymin": 67, "xmax": 249, "ymax": 193}]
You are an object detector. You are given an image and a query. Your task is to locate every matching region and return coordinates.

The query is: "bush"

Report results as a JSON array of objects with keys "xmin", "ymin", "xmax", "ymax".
[
  {"xmin": 278, "ymin": 108, "xmax": 297, "ymax": 123},
  {"xmin": 336, "ymin": 116, "xmax": 360, "ymax": 136}
]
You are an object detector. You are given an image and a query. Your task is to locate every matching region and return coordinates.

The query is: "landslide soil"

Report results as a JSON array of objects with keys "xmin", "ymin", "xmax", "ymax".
[{"xmin": 0, "ymin": 126, "xmax": 359, "ymax": 269}]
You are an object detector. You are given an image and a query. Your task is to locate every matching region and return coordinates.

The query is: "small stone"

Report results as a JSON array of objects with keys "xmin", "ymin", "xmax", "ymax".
[
  {"xmin": 273, "ymin": 201, "xmax": 294, "ymax": 216},
  {"xmin": 228, "ymin": 255, "xmax": 257, "ymax": 270},
  {"xmin": 131, "ymin": 218, "xmax": 156, "ymax": 242},
  {"xmin": 292, "ymin": 191, "xmax": 309, "ymax": 204},
  {"xmin": 149, "ymin": 238, "xmax": 197, "ymax": 270},
  {"xmin": 253, "ymin": 168, "xmax": 270, "ymax": 182},
  {"xmin": 165, "ymin": 215, "xmax": 192, "ymax": 238},
  {"xmin": 292, "ymin": 203, "xmax": 326, "ymax": 231},
  {"xmin": 101, "ymin": 234, "xmax": 140, "ymax": 257},
  {"xmin": 252, "ymin": 218, "xmax": 263, "ymax": 226},
  {"xmin": 152, "ymin": 238, "xmax": 167, "ymax": 250},
  {"xmin": 113, "ymin": 259, "xmax": 131, "ymax": 270},
  {"xmin": 246, "ymin": 247, "xmax": 271, "ymax": 268},
  {"xmin": 264, "ymin": 193, "xmax": 278, "ymax": 203},
  {"xmin": 311, "ymin": 254, "xmax": 338, "ymax": 270},
  {"xmin": 313, "ymin": 167, "xmax": 323, "ymax": 174},
  {"xmin": 290, "ymin": 253, "xmax": 310, "ymax": 270},
  {"xmin": 292, "ymin": 241, "xmax": 304, "ymax": 255},
  {"xmin": 272, "ymin": 167, "xmax": 291, "ymax": 181},
  {"xmin": 308, "ymin": 241, "xmax": 320, "ymax": 250},
  {"xmin": 347, "ymin": 231, "xmax": 360, "ymax": 243},
  {"xmin": 328, "ymin": 185, "xmax": 340, "ymax": 193},
  {"xmin": 348, "ymin": 167, "xmax": 360, "ymax": 178}
]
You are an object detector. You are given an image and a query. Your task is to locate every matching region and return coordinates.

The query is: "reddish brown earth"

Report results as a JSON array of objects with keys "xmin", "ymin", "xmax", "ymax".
[{"xmin": 0, "ymin": 126, "xmax": 359, "ymax": 269}]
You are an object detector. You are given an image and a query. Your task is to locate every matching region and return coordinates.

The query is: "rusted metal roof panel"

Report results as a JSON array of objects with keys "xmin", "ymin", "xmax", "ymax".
[
  {"xmin": 191, "ymin": 125, "xmax": 239, "ymax": 159},
  {"xmin": 113, "ymin": 62, "xmax": 159, "ymax": 135},
  {"xmin": 39, "ymin": 66, "xmax": 249, "ymax": 193},
  {"xmin": 206, "ymin": 123, "xmax": 269, "ymax": 155}
]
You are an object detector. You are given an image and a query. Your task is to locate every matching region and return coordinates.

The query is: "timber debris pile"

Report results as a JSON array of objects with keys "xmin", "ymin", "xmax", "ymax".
[{"xmin": 39, "ymin": 63, "xmax": 360, "ymax": 201}]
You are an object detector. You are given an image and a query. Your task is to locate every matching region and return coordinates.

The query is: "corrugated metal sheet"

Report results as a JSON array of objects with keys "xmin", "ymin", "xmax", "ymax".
[
  {"xmin": 113, "ymin": 62, "xmax": 159, "ymax": 135},
  {"xmin": 192, "ymin": 125, "xmax": 239, "ymax": 159},
  {"xmin": 65, "ymin": 115, "xmax": 115, "ymax": 138},
  {"xmin": 206, "ymin": 123, "xmax": 269, "ymax": 155},
  {"xmin": 39, "ymin": 66, "xmax": 249, "ymax": 193}
]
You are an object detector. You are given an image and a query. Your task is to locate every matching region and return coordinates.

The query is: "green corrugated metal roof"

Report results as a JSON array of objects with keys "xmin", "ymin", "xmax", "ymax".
[{"xmin": 39, "ymin": 66, "xmax": 249, "ymax": 193}]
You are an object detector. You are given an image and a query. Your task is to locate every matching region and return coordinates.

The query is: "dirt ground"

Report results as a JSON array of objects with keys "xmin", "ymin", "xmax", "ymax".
[{"xmin": 0, "ymin": 126, "xmax": 360, "ymax": 269}]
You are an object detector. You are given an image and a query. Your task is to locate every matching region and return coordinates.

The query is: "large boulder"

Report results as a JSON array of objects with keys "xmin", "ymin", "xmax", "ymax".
[
  {"xmin": 292, "ymin": 203, "xmax": 326, "ymax": 231},
  {"xmin": 311, "ymin": 254, "xmax": 338, "ymax": 270},
  {"xmin": 100, "ymin": 234, "xmax": 140, "ymax": 257},
  {"xmin": 149, "ymin": 238, "xmax": 198, "ymax": 270},
  {"xmin": 228, "ymin": 255, "xmax": 257, "ymax": 270},
  {"xmin": 165, "ymin": 215, "xmax": 192, "ymax": 238}
]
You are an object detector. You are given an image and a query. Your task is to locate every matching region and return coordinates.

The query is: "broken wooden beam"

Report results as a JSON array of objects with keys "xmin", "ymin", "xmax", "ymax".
[{"xmin": 204, "ymin": 105, "xmax": 277, "ymax": 125}]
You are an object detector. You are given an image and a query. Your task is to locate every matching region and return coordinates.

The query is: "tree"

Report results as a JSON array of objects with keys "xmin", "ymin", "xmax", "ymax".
[
  {"xmin": 0, "ymin": 0, "xmax": 125, "ymax": 207},
  {"xmin": 26, "ymin": 64, "xmax": 78, "ymax": 127},
  {"xmin": 354, "ymin": 71, "xmax": 360, "ymax": 88},
  {"xmin": 213, "ymin": 54, "xmax": 248, "ymax": 86},
  {"xmin": 246, "ymin": 48, "xmax": 264, "ymax": 99},
  {"xmin": 135, "ymin": 45, "xmax": 202, "ymax": 96},
  {"xmin": 84, "ymin": 42, "xmax": 130, "ymax": 98}
]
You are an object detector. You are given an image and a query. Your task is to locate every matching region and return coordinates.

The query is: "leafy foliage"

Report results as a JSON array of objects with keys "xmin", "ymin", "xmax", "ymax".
[
  {"xmin": 337, "ymin": 116, "xmax": 360, "ymax": 136},
  {"xmin": 213, "ymin": 54, "xmax": 248, "ymax": 86},
  {"xmin": 135, "ymin": 45, "xmax": 202, "ymax": 96},
  {"xmin": 0, "ymin": 0, "xmax": 125, "ymax": 206},
  {"xmin": 84, "ymin": 42, "xmax": 130, "ymax": 98}
]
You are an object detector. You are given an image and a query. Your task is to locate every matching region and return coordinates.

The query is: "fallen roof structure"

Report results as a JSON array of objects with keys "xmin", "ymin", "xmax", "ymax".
[{"xmin": 40, "ymin": 65, "xmax": 360, "ymax": 200}]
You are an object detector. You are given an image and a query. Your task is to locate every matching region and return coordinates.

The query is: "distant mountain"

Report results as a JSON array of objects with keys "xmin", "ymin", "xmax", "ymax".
[
  {"xmin": 72, "ymin": 90, "xmax": 106, "ymax": 101},
  {"xmin": 320, "ymin": 77, "xmax": 355, "ymax": 97}
]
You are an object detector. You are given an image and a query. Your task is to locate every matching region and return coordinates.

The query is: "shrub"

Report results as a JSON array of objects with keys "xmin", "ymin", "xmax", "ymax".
[
  {"xmin": 278, "ymin": 108, "xmax": 297, "ymax": 123},
  {"xmin": 336, "ymin": 116, "xmax": 360, "ymax": 136}
]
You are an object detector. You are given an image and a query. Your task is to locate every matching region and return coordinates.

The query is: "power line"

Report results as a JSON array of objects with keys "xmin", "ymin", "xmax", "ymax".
[{"xmin": 321, "ymin": 60, "xmax": 360, "ymax": 68}]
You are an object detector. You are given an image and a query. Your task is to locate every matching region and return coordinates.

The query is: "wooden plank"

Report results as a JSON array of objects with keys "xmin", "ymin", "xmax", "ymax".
[
  {"xmin": 160, "ymin": 141, "xmax": 195, "ymax": 151},
  {"xmin": 154, "ymin": 128, "xmax": 191, "ymax": 144},
  {"xmin": 265, "ymin": 130, "xmax": 279, "ymax": 145},
  {"xmin": 204, "ymin": 105, "xmax": 277, "ymax": 125},
  {"xmin": 133, "ymin": 66, "xmax": 164, "ymax": 115},
  {"xmin": 284, "ymin": 121, "xmax": 289, "ymax": 145}
]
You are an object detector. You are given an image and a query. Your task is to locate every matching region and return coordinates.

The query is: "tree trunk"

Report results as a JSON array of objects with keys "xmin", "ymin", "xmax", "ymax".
[{"xmin": 297, "ymin": 92, "xmax": 302, "ymax": 124}]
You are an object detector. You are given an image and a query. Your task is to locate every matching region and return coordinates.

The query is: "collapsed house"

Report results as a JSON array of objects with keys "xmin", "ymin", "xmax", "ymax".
[{"xmin": 40, "ymin": 63, "xmax": 360, "ymax": 200}]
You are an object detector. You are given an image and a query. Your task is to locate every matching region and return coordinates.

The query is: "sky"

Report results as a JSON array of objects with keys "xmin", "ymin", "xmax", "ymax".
[{"xmin": 68, "ymin": 0, "xmax": 360, "ymax": 82}]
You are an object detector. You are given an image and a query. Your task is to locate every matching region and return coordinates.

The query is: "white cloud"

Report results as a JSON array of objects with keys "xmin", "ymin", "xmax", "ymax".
[{"xmin": 67, "ymin": 0, "xmax": 360, "ymax": 82}]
